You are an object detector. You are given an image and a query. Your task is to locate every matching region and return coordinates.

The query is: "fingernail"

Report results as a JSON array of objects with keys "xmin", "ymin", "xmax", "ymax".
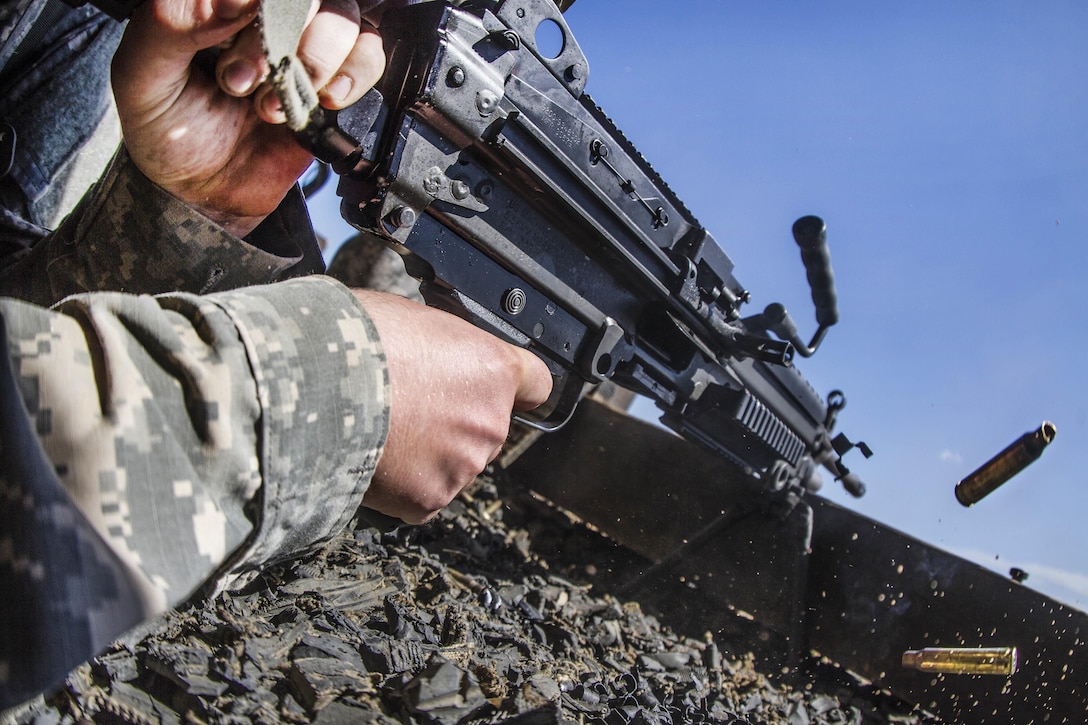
[
  {"xmin": 325, "ymin": 74, "xmax": 354, "ymax": 104},
  {"xmin": 257, "ymin": 88, "xmax": 285, "ymax": 121},
  {"xmin": 221, "ymin": 60, "xmax": 259, "ymax": 96}
]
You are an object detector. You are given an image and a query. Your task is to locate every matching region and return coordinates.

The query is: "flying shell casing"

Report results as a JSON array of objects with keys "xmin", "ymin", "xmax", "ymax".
[
  {"xmin": 954, "ymin": 422, "xmax": 1056, "ymax": 507},
  {"xmin": 901, "ymin": 647, "xmax": 1018, "ymax": 676}
]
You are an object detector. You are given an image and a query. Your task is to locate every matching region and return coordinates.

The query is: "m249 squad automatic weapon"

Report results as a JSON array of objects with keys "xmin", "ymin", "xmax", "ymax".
[
  {"xmin": 71, "ymin": 0, "xmax": 871, "ymax": 503},
  {"xmin": 302, "ymin": 0, "xmax": 871, "ymax": 503}
]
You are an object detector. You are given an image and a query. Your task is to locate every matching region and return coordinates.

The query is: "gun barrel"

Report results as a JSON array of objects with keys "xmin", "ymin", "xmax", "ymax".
[{"xmin": 954, "ymin": 422, "xmax": 1056, "ymax": 507}]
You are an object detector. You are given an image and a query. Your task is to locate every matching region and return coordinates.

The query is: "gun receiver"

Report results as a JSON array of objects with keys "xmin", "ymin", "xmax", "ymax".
[{"xmin": 302, "ymin": 0, "xmax": 870, "ymax": 500}]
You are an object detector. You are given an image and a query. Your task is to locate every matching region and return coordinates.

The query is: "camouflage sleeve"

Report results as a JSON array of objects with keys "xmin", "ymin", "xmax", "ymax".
[
  {"xmin": 0, "ymin": 275, "xmax": 389, "ymax": 708},
  {"xmin": 0, "ymin": 145, "xmax": 326, "ymax": 307}
]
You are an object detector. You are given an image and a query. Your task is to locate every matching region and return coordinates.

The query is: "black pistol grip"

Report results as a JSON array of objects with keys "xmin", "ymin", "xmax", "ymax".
[{"xmin": 792, "ymin": 215, "xmax": 839, "ymax": 328}]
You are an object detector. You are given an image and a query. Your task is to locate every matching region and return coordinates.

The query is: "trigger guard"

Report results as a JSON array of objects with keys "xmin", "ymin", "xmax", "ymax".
[
  {"xmin": 514, "ymin": 375, "xmax": 591, "ymax": 431},
  {"xmin": 418, "ymin": 284, "xmax": 590, "ymax": 432}
]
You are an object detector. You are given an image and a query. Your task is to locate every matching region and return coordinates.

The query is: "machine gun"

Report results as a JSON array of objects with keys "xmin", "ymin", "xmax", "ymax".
[
  {"xmin": 303, "ymin": 0, "xmax": 871, "ymax": 501},
  {"xmin": 68, "ymin": 0, "xmax": 869, "ymax": 500}
]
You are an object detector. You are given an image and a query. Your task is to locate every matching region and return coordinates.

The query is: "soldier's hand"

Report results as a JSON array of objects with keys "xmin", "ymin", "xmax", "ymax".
[
  {"xmin": 354, "ymin": 291, "xmax": 553, "ymax": 524},
  {"xmin": 111, "ymin": 0, "xmax": 383, "ymax": 237}
]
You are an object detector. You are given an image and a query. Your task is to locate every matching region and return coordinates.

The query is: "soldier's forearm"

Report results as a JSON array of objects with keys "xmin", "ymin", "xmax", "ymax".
[
  {"xmin": 0, "ymin": 276, "xmax": 389, "ymax": 706},
  {"xmin": 0, "ymin": 146, "xmax": 324, "ymax": 306}
]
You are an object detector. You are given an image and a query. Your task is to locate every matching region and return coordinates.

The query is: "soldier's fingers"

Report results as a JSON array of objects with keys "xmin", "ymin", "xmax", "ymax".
[
  {"xmin": 298, "ymin": 0, "xmax": 360, "ymax": 87},
  {"xmin": 212, "ymin": 0, "xmax": 255, "ymax": 22},
  {"xmin": 511, "ymin": 349, "xmax": 554, "ymax": 412},
  {"xmin": 316, "ymin": 20, "xmax": 383, "ymax": 108},
  {"xmin": 145, "ymin": 0, "xmax": 259, "ymax": 51},
  {"xmin": 215, "ymin": 19, "xmax": 270, "ymax": 97},
  {"xmin": 116, "ymin": 0, "xmax": 257, "ymax": 119},
  {"xmin": 252, "ymin": 84, "xmax": 286, "ymax": 124},
  {"xmin": 254, "ymin": 5, "xmax": 383, "ymax": 120}
]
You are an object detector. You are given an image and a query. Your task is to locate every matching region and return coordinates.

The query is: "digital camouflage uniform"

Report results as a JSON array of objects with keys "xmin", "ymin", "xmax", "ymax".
[
  {"xmin": 0, "ymin": 3, "xmax": 392, "ymax": 710},
  {"xmin": 2, "ymin": 145, "xmax": 327, "ymax": 306},
  {"xmin": 0, "ymin": 275, "xmax": 390, "ymax": 709}
]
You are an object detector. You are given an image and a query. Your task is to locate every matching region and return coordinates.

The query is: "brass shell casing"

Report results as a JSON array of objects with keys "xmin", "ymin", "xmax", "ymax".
[
  {"xmin": 955, "ymin": 422, "xmax": 1056, "ymax": 507},
  {"xmin": 902, "ymin": 647, "xmax": 1019, "ymax": 676}
]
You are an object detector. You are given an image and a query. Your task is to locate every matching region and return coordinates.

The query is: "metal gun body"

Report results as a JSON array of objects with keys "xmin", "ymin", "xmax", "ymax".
[{"xmin": 326, "ymin": 0, "xmax": 864, "ymax": 498}]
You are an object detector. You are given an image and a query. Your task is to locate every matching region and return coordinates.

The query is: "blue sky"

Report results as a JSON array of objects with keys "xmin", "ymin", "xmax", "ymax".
[{"xmin": 311, "ymin": 1, "xmax": 1088, "ymax": 609}]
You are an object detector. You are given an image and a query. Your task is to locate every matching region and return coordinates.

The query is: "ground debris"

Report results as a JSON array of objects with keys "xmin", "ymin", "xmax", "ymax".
[{"xmin": 16, "ymin": 475, "xmax": 939, "ymax": 724}]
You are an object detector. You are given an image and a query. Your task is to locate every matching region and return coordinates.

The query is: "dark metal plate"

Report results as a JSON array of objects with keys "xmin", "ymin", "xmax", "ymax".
[{"xmin": 508, "ymin": 398, "xmax": 1088, "ymax": 723}]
